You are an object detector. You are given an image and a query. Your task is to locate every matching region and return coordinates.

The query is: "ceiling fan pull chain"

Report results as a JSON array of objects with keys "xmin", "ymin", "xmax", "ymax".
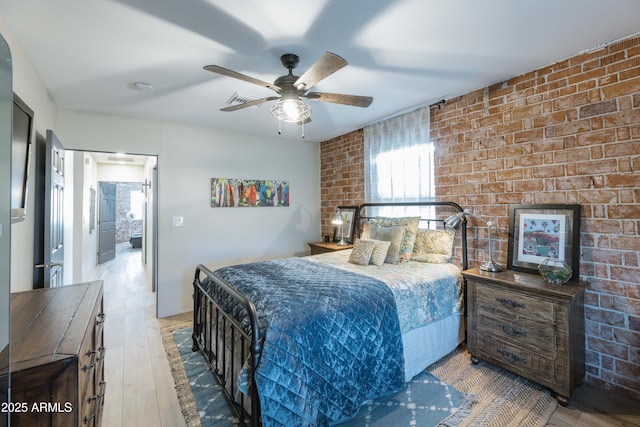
[
  {"xmin": 301, "ymin": 121, "xmax": 305, "ymax": 139},
  {"xmin": 277, "ymin": 119, "xmax": 282, "ymax": 135}
]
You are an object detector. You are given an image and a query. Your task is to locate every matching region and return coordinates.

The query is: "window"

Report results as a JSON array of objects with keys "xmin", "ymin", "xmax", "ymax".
[
  {"xmin": 364, "ymin": 107, "xmax": 434, "ymax": 220},
  {"xmin": 129, "ymin": 191, "xmax": 145, "ymax": 220}
]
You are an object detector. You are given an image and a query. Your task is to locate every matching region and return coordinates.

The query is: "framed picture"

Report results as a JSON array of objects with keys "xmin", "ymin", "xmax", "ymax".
[
  {"xmin": 507, "ymin": 204, "xmax": 580, "ymax": 280},
  {"xmin": 334, "ymin": 206, "xmax": 358, "ymax": 243},
  {"xmin": 89, "ymin": 186, "xmax": 96, "ymax": 234}
]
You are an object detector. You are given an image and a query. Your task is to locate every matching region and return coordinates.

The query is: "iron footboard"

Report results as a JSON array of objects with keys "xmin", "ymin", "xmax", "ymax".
[{"xmin": 192, "ymin": 264, "xmax": 262, "ymax": 427}]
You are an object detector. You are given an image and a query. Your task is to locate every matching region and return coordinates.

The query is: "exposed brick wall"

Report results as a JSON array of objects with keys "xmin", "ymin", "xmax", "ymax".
[
  {"xmin": 431, "ymin": 34, "xmax": 640, "ymax": 398},
  {"xmin": 319, "ymin": 34, "xmax": 640, "ymax": 398},
  {"xmin": 114, "ymin": 182, "xmax": 143, "ymax": 244},
  {"xmin": 320, "ymin": 129, "xmax": 365, "ymax": 238}
]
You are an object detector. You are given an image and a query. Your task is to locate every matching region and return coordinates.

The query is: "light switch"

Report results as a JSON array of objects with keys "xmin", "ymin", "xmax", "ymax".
[{"xmin": 172, "ymin": 216, "xmax": 184, "ymax": 227}]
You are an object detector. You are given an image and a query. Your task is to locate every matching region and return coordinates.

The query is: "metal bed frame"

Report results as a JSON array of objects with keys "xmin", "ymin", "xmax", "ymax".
[{"xmin": 191, "ymin": 201, "xmax": 468, "ymax": 427}]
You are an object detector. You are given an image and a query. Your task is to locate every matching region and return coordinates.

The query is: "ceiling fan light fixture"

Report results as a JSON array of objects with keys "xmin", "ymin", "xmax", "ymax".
[{"xmin": 271, "ymin": 97, "xmax": 311, "ymax": 123}]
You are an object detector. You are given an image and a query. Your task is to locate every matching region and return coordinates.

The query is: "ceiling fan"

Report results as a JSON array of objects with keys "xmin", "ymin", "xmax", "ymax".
[{"xmin": 203, "ymin": 52, "xmax": 373, "ymax": 126}]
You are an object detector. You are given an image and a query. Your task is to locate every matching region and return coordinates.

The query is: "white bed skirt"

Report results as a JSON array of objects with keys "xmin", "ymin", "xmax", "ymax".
[{"xmin": 402, "ymin": 313, "xmax": 465, "ymax": 381}]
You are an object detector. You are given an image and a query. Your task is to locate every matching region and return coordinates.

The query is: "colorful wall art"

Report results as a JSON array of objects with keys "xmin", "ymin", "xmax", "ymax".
[{"xmin": 211, "ymin": 178, "xmax": 290, "ymax": 207}]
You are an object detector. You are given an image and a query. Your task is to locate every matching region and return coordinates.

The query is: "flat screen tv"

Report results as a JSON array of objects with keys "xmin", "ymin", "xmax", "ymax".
[{"xmin": 11, "ymin": 94, "xmax": 34, "ymax": 223}]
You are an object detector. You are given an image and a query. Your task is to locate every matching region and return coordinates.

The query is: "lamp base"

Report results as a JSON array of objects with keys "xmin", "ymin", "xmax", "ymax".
[
  {"xmin": 480, "ymin": 261, "xmax": 503, "ymax": 272},
  {"xmin": 336, "ymin": 239, "xmax": 349, "ymax": 246}
]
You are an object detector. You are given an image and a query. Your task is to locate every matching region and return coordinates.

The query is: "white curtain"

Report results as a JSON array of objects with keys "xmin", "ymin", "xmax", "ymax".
[{"xmin": 364, "ymin": 106, "xmax": 434, "ymax": 218}]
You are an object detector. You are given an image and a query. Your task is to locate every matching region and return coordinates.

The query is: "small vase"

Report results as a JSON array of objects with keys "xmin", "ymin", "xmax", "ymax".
[{"xmin": 538, "ymin": 257, "xmax": 572, "ymax": 284}]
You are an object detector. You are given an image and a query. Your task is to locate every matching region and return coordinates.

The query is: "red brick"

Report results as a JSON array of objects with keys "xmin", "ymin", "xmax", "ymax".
[
  {"xmin": 606, "ymin": 172, "xmax": 640, "ymax": 188},
  {"xmin": 553, "ymin": 119, "xmax": 593, "ymax": 137},
  {"xmin": 611, "ymin": 236, "xmax": 640, "ymax": 251},
  {"xmin": 495, "ymin": 121, "xmax": 523, "ymax": 135},
  {"xmin": 533, "ymin": 165, "xmax": 565, "ymax": 178},
  {"xmin": 553, "ymin": 92, "xmax": 590, "ymax": 110},
  {"xmin": 514, "ymin": 128, "xmax": 544, "ymax": 143},
  {"xmin": 533, "ymin": 192, "xmax": 570, "ymax": 204},
  {"xmin": 610, "ymin": 266, "xmax": 640, "ymax": 285},
  {"xmin": 580, "ymin": 100, "xmax": 618, "ymax": 118},
  {"xmin": 586, "ymin": 306, "xmax": 627, "ymax": 328},
  {"xmin": 602, "ymin": 76, "xmax": 640, "ymax": 99},
  {"xmin": 533, "ymin": 112, "xmax": 566, "ymax": 128}
]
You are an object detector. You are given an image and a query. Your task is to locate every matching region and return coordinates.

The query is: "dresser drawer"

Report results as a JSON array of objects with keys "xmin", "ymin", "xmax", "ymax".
[
  {"xmin": 476, "ymin": 311, "xmax": 555, "ymax": 353},
  {"xmin": 464, "ymin": 268, "xmax": 586, "ymax": 406},
  {"xmin": 477, "ymin": 335, "xmax": 555, "ymax": 381},
  {"xmin": 477, "ymin": 285, "xmax": 554, "ymax": 323}
]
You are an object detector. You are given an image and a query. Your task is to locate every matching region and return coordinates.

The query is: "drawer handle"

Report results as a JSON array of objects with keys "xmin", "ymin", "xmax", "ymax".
[
  {"xmin": 496, "ymin": 297, "xmax": 526, "ymax": 309},
  {"xmin": 84, "ymin": 414, "xmax": 95, "ymax": 424},
  {"xmin": 497, "ymin": 323, "xmax": 527, "ymax": 336},
  {"xmin": 497, "ymin": 348, "xmax": 527, "ymax": 364},
  {"xmin": 96, "ymin": 313, "xmax": 106, "ymax": 324},
  {"xmin": 88, "ymin": 389, "xmax": 106, "ymax": 402},
  {"xmin": 97, "ymin": 346, "xmax": 106, "ymax": 361}
]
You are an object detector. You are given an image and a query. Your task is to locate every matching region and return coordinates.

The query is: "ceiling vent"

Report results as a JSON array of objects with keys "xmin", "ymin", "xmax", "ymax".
[
  {"xmin": 226, "ymin": 92, "xmax": 261, "ymax": 107},
  {"xmin": 107, "ymin": 156, "xmax": 135, "ymax": 162}
]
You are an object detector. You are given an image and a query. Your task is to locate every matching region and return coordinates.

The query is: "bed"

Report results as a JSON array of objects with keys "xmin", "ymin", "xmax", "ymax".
[{"xmin": 192, "ymin": 201, "xmax": 468, "ymax": 427}]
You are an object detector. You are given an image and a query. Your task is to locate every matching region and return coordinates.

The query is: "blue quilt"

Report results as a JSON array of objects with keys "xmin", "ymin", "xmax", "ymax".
[{"xmin": 211, "ymin": 257, "xmax": 405, "ymax": 427}]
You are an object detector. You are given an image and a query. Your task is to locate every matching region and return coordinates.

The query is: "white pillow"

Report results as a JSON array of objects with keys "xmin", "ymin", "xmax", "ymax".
[
  {"xmin": 368, "ymin": 223, "xmax": 407, "ymax": 264},
  {"xmin": 359, "ymin": 238, "xmax": 392, "ymax": 266}
]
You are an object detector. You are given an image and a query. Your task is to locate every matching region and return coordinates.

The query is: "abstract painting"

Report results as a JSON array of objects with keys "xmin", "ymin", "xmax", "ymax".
[{"xmin": 211, "ymin": 178, "xmax": 289, "ymax": 207}]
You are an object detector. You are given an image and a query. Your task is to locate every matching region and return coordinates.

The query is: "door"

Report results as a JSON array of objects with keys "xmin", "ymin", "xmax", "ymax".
[
  {"xmin": 38, "ymin": 130, "xmax": 65, "ymax": 287},
  {"xmin": 98, "ymin": 182, "xmax": 116, "ymax": 264}
]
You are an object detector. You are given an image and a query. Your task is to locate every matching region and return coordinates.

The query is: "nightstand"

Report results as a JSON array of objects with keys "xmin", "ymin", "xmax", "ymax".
[
  {"xmin": 307, "ymin": 241, "xmax": 353, "ymax": 255},
  {"xmin": 463, "ymin": 267, "xmax": 586, "ymax": 406}
]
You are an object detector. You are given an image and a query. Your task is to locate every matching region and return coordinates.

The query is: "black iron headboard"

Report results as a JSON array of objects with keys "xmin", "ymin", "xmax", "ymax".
[{"xmin": 355, "ymin": 201, "xmax": 468, "ymax": 270}]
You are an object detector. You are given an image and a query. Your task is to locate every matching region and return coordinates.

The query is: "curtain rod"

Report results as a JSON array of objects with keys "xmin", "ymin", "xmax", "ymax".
[{"xmin": 361, "ymin": 98, "xmax": 447, "ymax": 129}]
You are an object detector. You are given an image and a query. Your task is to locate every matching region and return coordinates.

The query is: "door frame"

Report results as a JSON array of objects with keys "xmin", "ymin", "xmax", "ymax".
[{"xmin": 66, "ymin": 150, "xmax": 158, "ymax": 299}]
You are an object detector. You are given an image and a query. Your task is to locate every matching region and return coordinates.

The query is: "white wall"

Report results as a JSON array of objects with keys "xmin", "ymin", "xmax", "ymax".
[
  {"xmin": 1, "ymin": 20, "xmax": 59, "ymax": 292},
  {"xmin": 57, "ymin": 111, "xmax": 321, "ymax": 317},
  {"xmin": 79, "ymin": 152, "xmax": 98, "ymax": 282},
  {"xmin": 2, "ymin": 21, "xmax": 322, "ymax": 317},
  {"xmin": 97, "ymin": 163, "xmax": 144, "ymax": 182}
]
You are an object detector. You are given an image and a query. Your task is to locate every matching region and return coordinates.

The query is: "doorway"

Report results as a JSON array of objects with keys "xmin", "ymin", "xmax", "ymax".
[{"xmin": 64, "ymin": 150, "xmax": 158, "ymax": 292}]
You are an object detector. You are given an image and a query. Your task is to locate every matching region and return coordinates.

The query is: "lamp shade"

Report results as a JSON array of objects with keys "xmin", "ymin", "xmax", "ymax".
[
  {"xmin": 444, "ymin": 212, "xmax": 465, "ymax": 229},
  {"xmin": 331, "ymin": 210, "xmax": 344, "ymax": 225}
]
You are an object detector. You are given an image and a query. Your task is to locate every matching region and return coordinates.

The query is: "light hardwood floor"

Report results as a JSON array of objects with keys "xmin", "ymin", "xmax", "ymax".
[{"xmin": 92, "ymin": 243, "xmax": 639, "ymax": 427}]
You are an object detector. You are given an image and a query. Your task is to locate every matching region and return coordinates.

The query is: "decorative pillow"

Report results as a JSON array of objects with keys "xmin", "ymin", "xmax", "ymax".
[
  {"xmin": 369, "ymin": 223, "xmax": 407, "ymax": 264},
  {"xmin": 348, "ymin": 239, "xmax": 376, "ymax": 266},
  {"xmin": 411, "ymin": 228, "xmax": 455, "ymax": 263},
  {"xmin": 361, "ymin": 220, "xmax": 374, "ymax": 239},
  {"xmin": 359, "ymin": 238, "xmax": 392, "ymax": 266},
  {"xmin": 374, "ymin": 217, "xmax": 421, "ymax": 262}
]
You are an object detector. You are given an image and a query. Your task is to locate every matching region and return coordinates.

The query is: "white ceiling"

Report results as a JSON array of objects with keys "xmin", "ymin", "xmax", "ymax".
[{"xmin": 1, "ymin": 0, "xmax": 639, "ymax": 143}]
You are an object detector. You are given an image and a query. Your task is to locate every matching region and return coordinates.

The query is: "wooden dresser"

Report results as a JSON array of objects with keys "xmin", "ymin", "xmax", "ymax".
[
  {"xmin": 463, "ymin": 268, "xmax": 586, "ymax": 406},
  {"xmin": 10, "ymin": 281, "xmax": 105, "ymax": 426}
]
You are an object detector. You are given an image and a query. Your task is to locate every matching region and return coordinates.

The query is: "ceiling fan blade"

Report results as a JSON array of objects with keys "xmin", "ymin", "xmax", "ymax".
[
  {"xmin": 304, "ymin": 92, "xmax": 373, "ymax": 108},
  {"xmin": 204, "ymin": 65, "xmax": 281, "ymax": 93},
  {"xmin": 294, "ymin": 52, "xmax": 347, "ymax": 91},
  {"xmin": 219, "ymin": 96, "xmax": 280, "ymax": 112}
]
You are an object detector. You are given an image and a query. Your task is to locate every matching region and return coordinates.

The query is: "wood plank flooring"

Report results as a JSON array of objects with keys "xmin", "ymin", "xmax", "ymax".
[{"xmin": 91, "ymin": 243, "xmax": 639, "ymax": 427}]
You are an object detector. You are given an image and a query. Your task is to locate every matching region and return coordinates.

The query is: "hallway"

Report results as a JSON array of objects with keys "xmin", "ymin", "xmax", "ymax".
[{"xmin": 89, "ymin": 243, "xmax": 190, "ymax": 427}]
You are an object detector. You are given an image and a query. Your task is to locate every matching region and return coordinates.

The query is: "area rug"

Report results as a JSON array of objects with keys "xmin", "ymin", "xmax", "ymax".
[{"xmin": 162, "ymin": 323, "xmax": 557, "ymax": 426}]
